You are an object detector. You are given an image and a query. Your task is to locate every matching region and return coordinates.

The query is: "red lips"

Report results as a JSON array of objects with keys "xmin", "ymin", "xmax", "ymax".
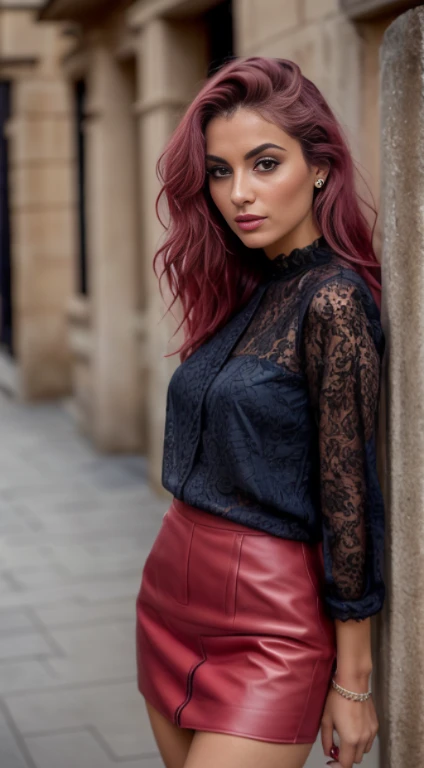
[
  {"xmin": 234, "ymin": 214, "xmax": 266, "ymax": 222},
  {"xmin": 234, "ymin": 215, "xmax": 267, "ymax": 232}
]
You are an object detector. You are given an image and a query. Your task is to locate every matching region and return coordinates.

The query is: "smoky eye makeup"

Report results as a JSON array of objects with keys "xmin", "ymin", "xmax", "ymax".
[
  {"xmin": 253, "ymin": 157, "xmax": 280, "ymax": 171},
  {"xmin": 206, "ymin": 156, "xmax": 281, "ymax": 179},
  {"xmin": 206, "ymin": 165, "xmax": 231, "ymax": 178}
]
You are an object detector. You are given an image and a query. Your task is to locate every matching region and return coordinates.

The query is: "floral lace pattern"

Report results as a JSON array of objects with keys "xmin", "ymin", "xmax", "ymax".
[
  {"xmin": 266, "ymin": 234, "xmax": 331, "ymax": 279},
  {"xmin": 302, "ymin": 279, "xmax": 385, "ymax": 615},
  {"xmin": 161, "ymin": 241, "xmax": 386, "ymax": 622}
]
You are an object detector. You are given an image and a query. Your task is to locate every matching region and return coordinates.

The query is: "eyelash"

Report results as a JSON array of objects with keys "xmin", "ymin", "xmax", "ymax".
[{"xmin": 206, "ymin": 157, "xmax": 280, "ymax": 179}]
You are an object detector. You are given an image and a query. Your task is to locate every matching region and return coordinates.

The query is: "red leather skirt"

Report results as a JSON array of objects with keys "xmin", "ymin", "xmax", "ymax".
[{"xmin": 136, "ymin": 497, "xmax": 337, "ymax": 744}]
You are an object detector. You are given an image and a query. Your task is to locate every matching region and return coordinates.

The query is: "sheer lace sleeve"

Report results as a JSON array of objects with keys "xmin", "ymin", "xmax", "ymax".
[{"xmin": 302, "ymin": 277, "xmax": 386, "ymax": 622}]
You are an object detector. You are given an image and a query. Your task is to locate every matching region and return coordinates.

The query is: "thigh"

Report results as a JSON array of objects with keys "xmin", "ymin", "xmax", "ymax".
[
  {"xmin": 184, "ymin": 731, "xmax": 315, "ymax": 768},
  {"xmin": 145, "ymin": 700, "xmax": 195, "ymax": 768}
]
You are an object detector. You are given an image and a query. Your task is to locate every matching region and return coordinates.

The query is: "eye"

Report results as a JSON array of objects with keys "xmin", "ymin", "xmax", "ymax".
[
  {"xmin": 254, "ymin": 157, "xmax": 280, "ymax": 172},
  {"xmin": 206, "ymin": 166, "xmax": 230, "ymax": 179}
]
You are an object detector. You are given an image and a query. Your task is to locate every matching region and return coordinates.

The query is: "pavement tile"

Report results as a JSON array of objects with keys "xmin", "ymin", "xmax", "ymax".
[
  {"xmin": 45, "ymin": 622, "xmax": 137, "ymax": 684},
  {"xmin": 0, "ymin": 610, "xmax": 36, "ymax": 634},
  {"xmin": 34, "ymin": 597, "xmax": 136, "ymax": 628},
  {"xmin": 5, "ymin": 681, "xmax": 158, "ymax": 758},
  {"xmin": 0, "ymin": 709, "xmax": 30, "ymax": 768},
  {"xmin": 0, "ymin": 547, "xmax": 50, "ymax": 570},
  {"xmin": 24, "ymin": 729, "xmax": 160, "ymax": 768},
  {"xmin": 3, "ymin": 565, "xmax": 72, "ymax": 591},
  {"xmin": 0, "ymin": 630, "xmax": 60, "ymax": 663},
  {"xmin": 0, "ymin": 660, "xmax": 56, "ymax": 695},
  {"xmin": 0, "ymin": 574, "xmax": 141, "ymax": 611}
]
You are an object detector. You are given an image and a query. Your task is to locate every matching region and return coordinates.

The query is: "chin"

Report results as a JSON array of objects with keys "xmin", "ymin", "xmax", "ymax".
[
  {"xmin": 242, "ymin": 237, "xmax": 276, "ymax": 251},
  {"xmin": 236, "ymin": 232, "xmax": 275, "ymax": 249}
]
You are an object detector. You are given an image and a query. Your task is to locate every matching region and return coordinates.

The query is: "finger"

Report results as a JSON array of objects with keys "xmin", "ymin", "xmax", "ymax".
[
  {"xmin": 363, "ymin": 735, "xmax": 375, "ymax": 754},
  {"xmin": 354, "ymin": 743, "xmax": 365, "ymax": 764},
  {"xmin": 320, "ymin": 722, "xmax": 334, "ymax": 757},
  {"xmin": 338, "ymin": 742, "xmax": 356, "ymax": 768}
]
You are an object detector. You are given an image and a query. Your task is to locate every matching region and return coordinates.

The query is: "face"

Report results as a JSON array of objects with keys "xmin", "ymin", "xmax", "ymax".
[{"xmin": 205, "ymin": 108, "xmax": 328, "ymax": 260}]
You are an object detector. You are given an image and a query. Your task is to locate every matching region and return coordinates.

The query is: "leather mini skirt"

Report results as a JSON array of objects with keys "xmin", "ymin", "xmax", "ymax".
[{"xmin": 136, "ymin": 497, "xmax": 337, "ymax": 744}]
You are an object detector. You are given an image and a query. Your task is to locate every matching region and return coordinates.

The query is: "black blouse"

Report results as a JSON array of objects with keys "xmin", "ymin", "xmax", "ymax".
[{"xmin": 161, "ymin": 236, "xmax": 386, "ymax": 622}]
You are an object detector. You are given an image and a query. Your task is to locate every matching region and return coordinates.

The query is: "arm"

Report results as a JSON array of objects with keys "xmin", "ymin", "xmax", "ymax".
[
  {"xmin": 302, "ymin": 277, "xmax": 385, "ymax": 766},
  {"xmin": 334, "ymin": 617, "xmax": 372, "ymax": 686}
]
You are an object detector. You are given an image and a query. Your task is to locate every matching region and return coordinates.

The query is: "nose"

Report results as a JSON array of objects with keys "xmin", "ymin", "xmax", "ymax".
[{"xmin": 230, "ymin": 169, "xmax": 255, "ymax": 207}]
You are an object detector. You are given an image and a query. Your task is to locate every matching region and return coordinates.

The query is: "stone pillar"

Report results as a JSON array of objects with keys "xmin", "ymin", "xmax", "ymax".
[
  {"xmin": 377, "ymin": 7, "xmax": 424, "ymax": 765},
  {"xmin": 358, "ymin": 15, "xmax": 397, "ymax": 257},
  {"xmin": 4, "ymin": 11, "xmax": 75, "ymax": 399},
  {"xmin": 84, "ymin": 36, "xmax": 142, "ymax": 451},
  {"xmin": 133, "ymin": 17, "xmax": 208, "ymax": 492}
]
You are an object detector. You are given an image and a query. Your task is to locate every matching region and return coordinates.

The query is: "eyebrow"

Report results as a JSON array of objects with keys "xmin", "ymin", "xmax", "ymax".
[{"xmin": 206, "ymin": 143, "xmax": 286, "ymax": 164}]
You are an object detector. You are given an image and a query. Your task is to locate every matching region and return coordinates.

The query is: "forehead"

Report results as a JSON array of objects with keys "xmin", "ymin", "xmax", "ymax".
[{"xmin": 205, "ymin": 108, "xmax": 293, "ymax": 155}]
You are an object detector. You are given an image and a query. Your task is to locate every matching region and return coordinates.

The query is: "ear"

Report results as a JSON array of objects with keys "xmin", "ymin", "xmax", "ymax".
[{"xmin": 314, "ymin": 163, "xmax": 330, "ymax": 183}]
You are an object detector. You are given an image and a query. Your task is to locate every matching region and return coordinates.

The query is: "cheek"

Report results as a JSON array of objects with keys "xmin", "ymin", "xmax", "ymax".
[{"xmin": 264, "ymin": 166, "xmax": 311, "ymax": 206}]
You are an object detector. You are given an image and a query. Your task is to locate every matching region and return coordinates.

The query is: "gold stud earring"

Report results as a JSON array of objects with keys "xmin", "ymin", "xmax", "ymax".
[{"xmin": 315, "ymin": 178, "xmax": 325, "ymax": 189}]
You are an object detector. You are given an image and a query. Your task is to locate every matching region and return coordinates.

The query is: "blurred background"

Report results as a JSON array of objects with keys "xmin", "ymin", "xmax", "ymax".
[{"xmin": 0, "ymin": 0, "xmax": 422, "ymax": 766}]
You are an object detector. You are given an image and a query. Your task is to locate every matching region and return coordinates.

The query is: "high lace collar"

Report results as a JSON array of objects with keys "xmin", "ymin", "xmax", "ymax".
[{"xmin": 266, "ymin": 235, "xmax": 332, "ymax": 280}]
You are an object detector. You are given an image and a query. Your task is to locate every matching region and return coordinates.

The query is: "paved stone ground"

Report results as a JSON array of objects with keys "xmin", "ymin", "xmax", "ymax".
[
  {"xmin": 0, "ymin": 393, "xmax": 168, "ymax": 768},
  {"xmin": 0, "ymin": 393, "xmax": 378, "ymax": 768}
]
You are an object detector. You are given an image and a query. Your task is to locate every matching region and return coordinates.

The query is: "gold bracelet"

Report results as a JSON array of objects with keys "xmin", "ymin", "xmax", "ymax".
[{"xmin": 331, "ymin": 678, "xmax": 372, "ymax": 702}]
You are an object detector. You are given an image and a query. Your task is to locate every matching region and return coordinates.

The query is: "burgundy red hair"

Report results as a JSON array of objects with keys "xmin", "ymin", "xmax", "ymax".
[{"xmin": 153, "ymin": 57, "xmax": 382, "ymax": 361}]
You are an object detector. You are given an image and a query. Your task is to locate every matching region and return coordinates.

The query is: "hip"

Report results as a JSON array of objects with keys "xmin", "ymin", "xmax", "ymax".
[{"xmin": 139, "ymin": 497, "xmax": 336, "ymax": 650}]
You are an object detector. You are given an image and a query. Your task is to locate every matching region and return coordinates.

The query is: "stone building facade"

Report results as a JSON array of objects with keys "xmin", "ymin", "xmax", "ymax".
[
  {"xmin": 33, "ymin": 0, "xmax": 418, "ymax": 490},
  {"xmin": 0, "ymin": 0, "xmax": 74, "ymax": 398}
]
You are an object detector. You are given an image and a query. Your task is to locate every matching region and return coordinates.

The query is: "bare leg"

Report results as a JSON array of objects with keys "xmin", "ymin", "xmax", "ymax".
[
  {"xmin": 184, "ymin": 731, "xmax": 315, "ymax": 768},
  {"xmin": 145, "ymin": 700, "xmax": 195, "ymax": 768}
]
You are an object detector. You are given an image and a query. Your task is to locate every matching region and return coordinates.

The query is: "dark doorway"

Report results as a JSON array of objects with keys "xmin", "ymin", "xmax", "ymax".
[
  {"xmin": 205, "ymin": 0, "xmax": 234, "ymax": 77},
  {"xmin": 75, "ymin": 79, "xmax": 88, "ymax": 295},
  {"xmin": 0, "ymin": 81, "xmax": 13, "ymax": 356}
]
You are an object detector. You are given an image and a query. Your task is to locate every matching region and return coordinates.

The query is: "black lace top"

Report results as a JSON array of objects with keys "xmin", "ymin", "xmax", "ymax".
[{"xmin": 161, "ymin": 236, "xmax": 386, "ymax": 622}]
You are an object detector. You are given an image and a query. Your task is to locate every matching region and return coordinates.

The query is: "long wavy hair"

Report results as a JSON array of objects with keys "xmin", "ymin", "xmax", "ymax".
[{"xmin": 154, "ymin": 56, "xmax": 382, "ymax": 361}]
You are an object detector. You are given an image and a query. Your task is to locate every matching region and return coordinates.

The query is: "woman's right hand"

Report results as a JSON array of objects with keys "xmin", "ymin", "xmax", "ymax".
[{"xmin": 321, "ymin": 687, "xmax": 378, "ymax": 766}]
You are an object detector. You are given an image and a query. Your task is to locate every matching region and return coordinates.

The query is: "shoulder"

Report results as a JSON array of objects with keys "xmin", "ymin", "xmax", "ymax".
[
  {"xmin": 301, "ymin": 258, "xmax": 378, "ymax": 321},
  {"xmin": 307, "ymin": 275, "xmax": 365, "ymax": 327},
  {"xmin": 298, "ymin": 260, "xmax": 384, "ymax": 356}
]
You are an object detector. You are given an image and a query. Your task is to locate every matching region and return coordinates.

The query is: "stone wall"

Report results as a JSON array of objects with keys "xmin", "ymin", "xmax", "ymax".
[
  {"xmin": 0, "ymin": 7, "xmax": 74, "ymax": 398},
  {"xmin": 378, "ymin": 7, "xmax": 424, "ymax": 765}
]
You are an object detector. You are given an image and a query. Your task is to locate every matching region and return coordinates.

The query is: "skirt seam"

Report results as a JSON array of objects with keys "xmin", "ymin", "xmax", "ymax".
[
  {"xmin": 183, "ymin": 520, "xmax": 195, "ymax": 606},
  {"xmin": 174, "ymin": 645, "xmax": 207, "ymax": 727},
  {"xmin": 301, "ymin": 542, "xmax": 327, "ymax": 643},
  {"xmin": 225, "ymin": 534, "xmax": 244, "ymax": 623},
  {"xmin": 294, "ymin": 656, "xmax": 320, "ymax": 742}
]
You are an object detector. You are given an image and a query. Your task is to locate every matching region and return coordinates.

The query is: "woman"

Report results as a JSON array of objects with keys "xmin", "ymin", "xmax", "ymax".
[{"xmin": 136, "ymin": 57, "xmax": 385, "ymax": 768}]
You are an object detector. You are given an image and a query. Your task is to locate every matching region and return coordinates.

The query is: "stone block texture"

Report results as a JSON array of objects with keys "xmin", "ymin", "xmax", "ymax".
[{"xmin": 379, "ymin": 6, "xmax": 424, "ymax": 766}]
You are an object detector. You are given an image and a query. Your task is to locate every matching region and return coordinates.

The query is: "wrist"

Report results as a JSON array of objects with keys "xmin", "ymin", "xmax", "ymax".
[
  {"xmin": 334, "ymin": 653, "xmax": 372, "ymax": 682},
  {"xmin": 333, "ymin": 667, "xmax": 372, "ymax": 692}
]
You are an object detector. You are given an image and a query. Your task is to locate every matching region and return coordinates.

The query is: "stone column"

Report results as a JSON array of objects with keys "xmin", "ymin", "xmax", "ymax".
[
  {"xmin": 377, "ymin": 7, "xmax": 424, "ymax": 765},
  {"xmin": 133, "ymin": 16, "xmax": 208, "ymax": 492},
  {"xmin": 4, "ymin": 12, "xmax": 75, "ymax": 399},
  {"xmin": 84, "ymin": 35, "xmax": 142, "ymax": 451}
]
